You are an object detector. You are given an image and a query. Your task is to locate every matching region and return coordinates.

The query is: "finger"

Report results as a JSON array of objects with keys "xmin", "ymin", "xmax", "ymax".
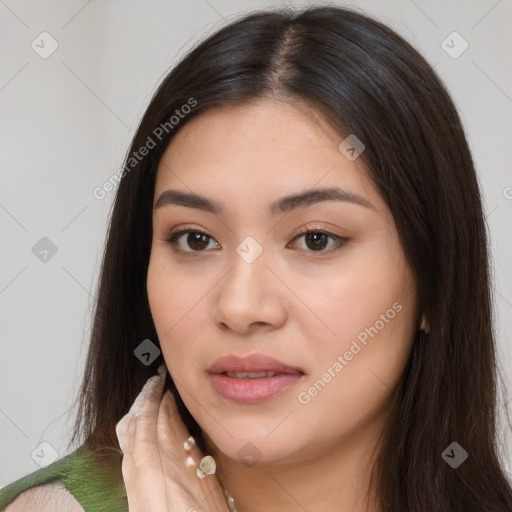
[
  {"xmin": 157, "ymin": 391, "xmax": 203, "ymax": 510},
  {"xmin": 132, "ymin": 364, "xmax": 167, "ymax": 417},
  {"xmin": 115, "ymin": 363, "xmax": 167, "ymax": 452},
  {"xmin": 157, "ymin": 390, "xmax": 201, "ymax": 471},
  {"xmin": 116, "ymin": 365, "xmax": 169, "ymax": 512},
  {"xmin": 130, "ymin": 367, "xmax": 167, "ymax": 462},
  {"xmin": 129, "ymin": 367, "xmax": 167, "ymax": 453},
  {"xmin": 157, "ymin": 391, "xmax": 229, "ymax": 512}
]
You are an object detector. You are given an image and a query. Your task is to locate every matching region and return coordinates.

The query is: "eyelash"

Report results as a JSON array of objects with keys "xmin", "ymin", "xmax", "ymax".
[{"xmin": 161, "ymin": 225, "xmax": 348, "ymax": 255}]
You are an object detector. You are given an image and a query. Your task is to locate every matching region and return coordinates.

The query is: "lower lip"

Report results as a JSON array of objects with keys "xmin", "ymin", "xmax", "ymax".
[{"xmin": 209, "ymin": 373, "xmax": 304, "ymax": 404}]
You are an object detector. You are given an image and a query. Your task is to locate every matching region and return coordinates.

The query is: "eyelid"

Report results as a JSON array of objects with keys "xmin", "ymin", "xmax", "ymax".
[
  {"xmin": 165, "ymin": 224, "xmax": 209, "ymax": 238},
  {"xmin": 289, "ymin": 222, "xmax": 344, "ymax": 239},
  {"xmin": 163, "ymin": 222, "xmax": 345, "ymax": 239}
]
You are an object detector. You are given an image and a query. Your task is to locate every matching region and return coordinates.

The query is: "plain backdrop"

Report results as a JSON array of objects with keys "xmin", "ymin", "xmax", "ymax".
[{"xmin": 1, "ymin": 0, "xmax": 511, "ymax": 487}]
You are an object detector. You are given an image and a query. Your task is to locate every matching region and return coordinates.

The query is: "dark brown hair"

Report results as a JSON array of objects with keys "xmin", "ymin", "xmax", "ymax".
[{"xmin": 69, "ymin": 5, "xmax": 512, "ymax": 510}]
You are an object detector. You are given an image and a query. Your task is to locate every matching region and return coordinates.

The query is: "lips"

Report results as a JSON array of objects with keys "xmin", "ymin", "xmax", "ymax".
[
  {"xmin": 207, "ymin": 353, "xmax": 305, "ymax": 376},
  {"xmin": 207, "ymin": 353, "xmax": 305, "ymax": 404}
]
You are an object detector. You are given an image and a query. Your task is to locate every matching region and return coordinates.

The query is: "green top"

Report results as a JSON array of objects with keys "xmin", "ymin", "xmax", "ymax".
[{"xmin": 0, "ymin": 445, "xmax": 128, "ymax": 512}]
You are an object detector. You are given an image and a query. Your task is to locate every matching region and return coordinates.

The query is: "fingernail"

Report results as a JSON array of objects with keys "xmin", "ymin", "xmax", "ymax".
[
  {"xmin": 115, "ymin": 417, "xmax": 126, "ymax": 436},
  {"xmin": 157, "ymin": 363, "xmax": 167, "ymax": 377},
  {"xmin": 115, "ymin": 420, "xmax": 125, "ymax": 448},
  {"xmin": 184, "ymin": 436, "xmax": 196, "ymax": 450},
  {"xmin": 199, "ymin": 455, "xmax": 216, "ymax": 475}
]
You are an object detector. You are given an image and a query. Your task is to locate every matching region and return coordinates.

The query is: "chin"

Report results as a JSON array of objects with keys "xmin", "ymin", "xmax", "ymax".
[{"xmin": 200, "ymin": 423, "xmax": 309, "ymax": 468}]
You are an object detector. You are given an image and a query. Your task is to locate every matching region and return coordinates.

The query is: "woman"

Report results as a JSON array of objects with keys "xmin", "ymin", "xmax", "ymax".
[{"xmin": 1, "ymin": 4, "xmax": 511, "ymax": 511}]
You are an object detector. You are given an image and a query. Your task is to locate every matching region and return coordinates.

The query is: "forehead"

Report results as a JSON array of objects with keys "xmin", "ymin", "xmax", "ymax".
[
  {"xmin": 161, "ymin": 101, "xmax": 330, "ymax": 167},
  {"xmin": 153, "ymin": 99, "xmax": 382, "ymax": 212}
]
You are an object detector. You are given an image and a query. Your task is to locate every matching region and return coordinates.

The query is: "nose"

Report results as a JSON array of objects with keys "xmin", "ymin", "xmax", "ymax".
[{"xmin": 212, "ymin": 243, "xmax": 287, "ymax": 336}]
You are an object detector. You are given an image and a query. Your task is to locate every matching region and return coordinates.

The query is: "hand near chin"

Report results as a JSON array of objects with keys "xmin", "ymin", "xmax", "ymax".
[{"xmin": 115, "ymin": 364, "xmax": 232, "ymax": 512}]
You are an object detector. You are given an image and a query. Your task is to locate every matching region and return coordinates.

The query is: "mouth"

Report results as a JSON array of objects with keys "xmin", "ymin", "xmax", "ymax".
[
  {"xmin": 207, "ymin": 353, "xmax": 305, "ymax": 404},
  {"xmin": 221, "ymin": 371, "xmax": 291, "ymax": 378},
  {"xmin": 207, "ymin": 353, "xmax": 305, "ymax": 375}
]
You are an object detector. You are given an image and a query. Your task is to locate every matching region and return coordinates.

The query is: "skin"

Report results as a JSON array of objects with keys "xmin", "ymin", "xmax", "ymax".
[
  {"xmin": 116, "ymin": 366, "xmax": 230, "ymax": 512},
  {"xmin": 140, "ymin": 98, "xmax": 422, "ymax": 512}
]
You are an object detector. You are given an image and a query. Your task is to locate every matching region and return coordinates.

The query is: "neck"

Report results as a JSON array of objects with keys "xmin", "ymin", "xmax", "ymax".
[{"xmin": 204, "ymin": 412, "xmax": 387, "ymax": 512}]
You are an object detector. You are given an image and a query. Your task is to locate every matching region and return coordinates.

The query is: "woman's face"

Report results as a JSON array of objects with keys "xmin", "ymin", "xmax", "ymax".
[{"xmin": 147, "ymin": 98, "xmax": 419, "ymax": 466}]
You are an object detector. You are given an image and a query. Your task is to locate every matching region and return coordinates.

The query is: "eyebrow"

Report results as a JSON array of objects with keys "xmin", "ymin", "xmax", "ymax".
[{"xmin": 154, "ymin": 186, "xmax": 375, "ymax": 215}]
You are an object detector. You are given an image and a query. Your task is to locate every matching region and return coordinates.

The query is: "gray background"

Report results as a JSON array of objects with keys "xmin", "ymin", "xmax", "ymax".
[{"xmin": 1, "ymin": 0, "xmax": 511, "ymax": 487}]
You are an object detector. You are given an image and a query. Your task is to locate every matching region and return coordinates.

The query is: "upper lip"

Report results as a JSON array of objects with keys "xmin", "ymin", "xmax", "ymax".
[{"xmin": 208, "ymin": 353, "xmax": 305, "ymax": 374}]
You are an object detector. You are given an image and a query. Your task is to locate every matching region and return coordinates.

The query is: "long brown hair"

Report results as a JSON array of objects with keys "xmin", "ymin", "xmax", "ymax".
[{"xmin": 69, "ymin": 5, "xmax": 512, "ymax": 510}]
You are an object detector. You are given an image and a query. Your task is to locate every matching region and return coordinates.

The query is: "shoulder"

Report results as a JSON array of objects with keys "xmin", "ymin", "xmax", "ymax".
[
  {"xmin": 0, "ymin": 445, "xmax": 127, "ymax": 512},
  {"xmin": 3, "ymin": 480, "xmax": 85, "ymax": 512}
]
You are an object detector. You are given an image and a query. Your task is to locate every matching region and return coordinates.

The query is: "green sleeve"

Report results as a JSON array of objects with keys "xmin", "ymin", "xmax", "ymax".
[{"xmin": 0, "ymin": 446, "xmax": 128, "ymax": 512}]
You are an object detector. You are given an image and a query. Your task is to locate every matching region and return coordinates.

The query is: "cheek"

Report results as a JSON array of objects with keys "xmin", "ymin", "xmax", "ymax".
[
  {"xmin": 146, "ymin": 249, "xmax": 210, "ymax": 381},
  {"xmin": 146, "ymin": 248, "xmax": 199, "ymax": 334},
  {"xmin": 292, "ymin": 240, "xmax": 417, "ymax": 429},
  {"xmin": 295, "ymin": 241, "xmax": 415, "ymax": 357}
]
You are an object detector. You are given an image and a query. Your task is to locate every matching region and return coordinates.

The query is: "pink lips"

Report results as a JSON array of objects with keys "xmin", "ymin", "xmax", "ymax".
[{"xmin": 208, "ymin": 353, "xmax": 305, "ymax": 404}]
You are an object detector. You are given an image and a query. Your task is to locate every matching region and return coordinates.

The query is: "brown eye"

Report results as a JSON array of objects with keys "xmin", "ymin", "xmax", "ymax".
[
  {"xmin": 162, "ymin": 227, "xmax": 347, "ymax": 256},
  {"xmin": 290, "ymin": 230, "xmax": 347, "ymax": 254},
  {"xmin": 164, "ymin": 229, "xmax": 220, "ymax": 252},
  {"xmin": 185, "ymin": 232, "xmax": 210, "ymax": 251},
  {"xmin": 304, "ymin": 232, "xmax": 329, "ymax": 251}
]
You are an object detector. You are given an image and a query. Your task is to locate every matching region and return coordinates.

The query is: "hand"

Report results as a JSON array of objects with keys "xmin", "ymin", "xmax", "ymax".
[{"xmin": 115, "ymin": 364, "xmax": 232, "ymax": 512}]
